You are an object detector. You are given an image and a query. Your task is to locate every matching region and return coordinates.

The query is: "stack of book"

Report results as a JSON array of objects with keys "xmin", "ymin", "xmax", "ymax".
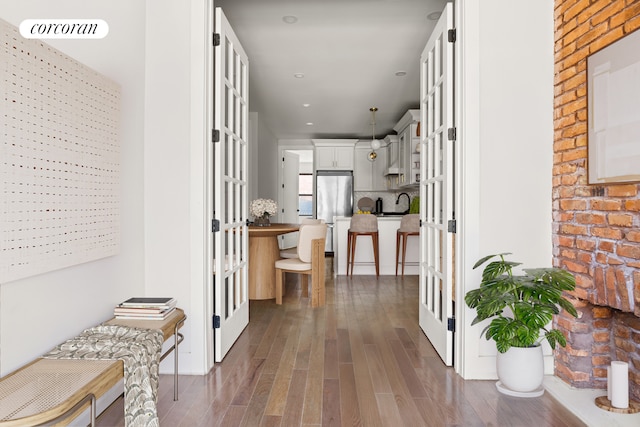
[{"xmin": 114, "ymin": 297, "xmax": 177, "ymax": 320}]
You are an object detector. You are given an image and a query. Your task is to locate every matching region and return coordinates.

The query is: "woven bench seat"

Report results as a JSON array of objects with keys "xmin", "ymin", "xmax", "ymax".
[
  {"xmin": 0, "ymin": 308, "xmax": 186, "ymax": 426},
  {"xmin": 0, "ymin": 358, "xmax": 122, "ymax": 427}
]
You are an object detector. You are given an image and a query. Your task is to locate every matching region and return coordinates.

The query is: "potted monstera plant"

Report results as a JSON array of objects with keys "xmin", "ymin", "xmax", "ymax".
[{"xmin": 465, "ymin": 253, "xmax": 578, "ymax": 396}]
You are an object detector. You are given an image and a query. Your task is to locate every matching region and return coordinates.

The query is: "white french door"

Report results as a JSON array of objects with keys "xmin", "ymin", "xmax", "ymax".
[
  {"xmin": 211, "ymin": 7, "xmax": 249, "ymax": 363},
  {"xmin": 419, "ymin": 2, "xmax": 455, "ymax": 366}
]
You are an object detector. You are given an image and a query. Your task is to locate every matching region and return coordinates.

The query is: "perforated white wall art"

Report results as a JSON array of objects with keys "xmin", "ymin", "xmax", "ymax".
[{"xmin": 0, "ymin": 19, "xmax": 121, "ymax": 283}]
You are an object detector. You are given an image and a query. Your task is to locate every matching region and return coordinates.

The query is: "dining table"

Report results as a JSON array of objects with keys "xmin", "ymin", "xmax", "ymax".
[{"xmin": 248, "ymin": 223, "xmax": 300, "ymax": 300}]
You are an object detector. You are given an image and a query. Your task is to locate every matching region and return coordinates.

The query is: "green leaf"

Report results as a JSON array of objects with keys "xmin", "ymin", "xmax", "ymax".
[
  {"xmin": 514, "ymin": 302, "xmax": 553, "ymax": 331},
  {"xmin": 545, "ymin": 329, "xmax": 567, "ymax": 350},
  {"xmin": 514, "ymin": 323, "xmax": 538, "ymax": 347},
  {"xmin": 481, "ymin": 260, "xmax": 521, "ymax": 282},
  {"xmin": 558, "ymin": 298, "xmax": 578, "ymax": 318},
  {"xmin": 464, "ymin": 288, "xmax": 482, "ymax": 309},
  {"xmin": 470, "ymin": 316, "xmax": 484, "ymax": 326},
  {"xmin": 485, "ymin": 317, "xmax": 521, "ymax": 352},
  {"xmin": 473, "ymin": 253, "xmax": 503, "ymax": 269}
]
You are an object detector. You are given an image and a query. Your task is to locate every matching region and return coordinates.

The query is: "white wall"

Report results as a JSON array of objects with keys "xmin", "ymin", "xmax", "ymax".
[
  {"xmin": 257, "ymin": 118, "xmax": 279, "ymax": 201},
  {"xmin": 458, "ymin": 0, "xmax": 555, "ymax": 379},
  {"xmin": 144, "ymin": 0, "xmax": 209, "ymax": 374},
  {"xmin": 0, "ymin": 0, "xmax": 147, "ymax": 375},
  {"xmin": 249, "ymin": 112, "xmax": 259, "ymax": 203},
  {"xmin": 0, "ymin": 0, "xmax": 211, "ymax": 377}
]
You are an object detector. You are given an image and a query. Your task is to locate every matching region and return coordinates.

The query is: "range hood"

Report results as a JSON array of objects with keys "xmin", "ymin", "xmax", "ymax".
[{"xmin": 385, "ymin": 162, "xmax": 399, "ymax": 175}]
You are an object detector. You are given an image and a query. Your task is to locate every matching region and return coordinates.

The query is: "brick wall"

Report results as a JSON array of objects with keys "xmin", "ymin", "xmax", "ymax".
[{"xmin": 554, "ymin": 0, "xmax": 640, "ymax": 400}]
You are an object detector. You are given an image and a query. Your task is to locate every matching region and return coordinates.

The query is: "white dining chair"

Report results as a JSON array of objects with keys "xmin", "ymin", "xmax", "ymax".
[
  {"xmin": 279, "ymin": 218, "xmax": 323, "ymax": 259},
  {"xmin": 275, "ymin": 223, "xmax": 327, "ymax": 307}
]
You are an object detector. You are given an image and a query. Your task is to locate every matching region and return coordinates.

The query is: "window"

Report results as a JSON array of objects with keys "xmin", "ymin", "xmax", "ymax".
[{"xmin": 298, "ymin": 173, "xmax": 313, "ymax": 216}]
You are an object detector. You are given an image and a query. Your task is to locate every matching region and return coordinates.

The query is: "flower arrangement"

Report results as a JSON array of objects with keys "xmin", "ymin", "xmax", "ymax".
[{"xmin": 250, "ymin": 198, "xmax": 277, "ymax": 219}]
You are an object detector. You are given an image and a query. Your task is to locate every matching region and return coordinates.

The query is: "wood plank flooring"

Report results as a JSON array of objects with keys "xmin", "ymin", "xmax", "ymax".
[{"xmin": 96, "ymin": 260, "xmax": 586, "ymax": 426}]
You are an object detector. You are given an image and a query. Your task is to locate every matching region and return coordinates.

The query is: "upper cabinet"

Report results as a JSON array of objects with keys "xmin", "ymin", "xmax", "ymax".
[
  {"xmin": 393, "ymin": 110, "xmax": 420, "ymax": 187},
  {"xmin": 312, "ymin": 140, "xmax": 357, "ymax": 170}
]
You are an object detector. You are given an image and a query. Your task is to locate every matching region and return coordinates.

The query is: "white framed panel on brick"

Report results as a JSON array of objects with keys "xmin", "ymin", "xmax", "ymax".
[{"xmin": 0, "ymin": 19, "xmax": 120, "ymax": 283}]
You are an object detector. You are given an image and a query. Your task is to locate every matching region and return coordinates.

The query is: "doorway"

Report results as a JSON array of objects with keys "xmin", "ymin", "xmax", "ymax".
[{"xmin": 279, "ymin": 148, "xmax": 314, "ymax": 249}]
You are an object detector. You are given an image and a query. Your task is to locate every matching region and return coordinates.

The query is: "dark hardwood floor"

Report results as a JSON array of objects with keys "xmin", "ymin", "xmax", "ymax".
[{"xmin": 97, "ymin": 260, "xmax": 586, "ymax": 426}]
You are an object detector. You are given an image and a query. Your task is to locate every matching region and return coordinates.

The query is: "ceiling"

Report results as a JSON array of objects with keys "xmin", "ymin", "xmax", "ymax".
[{"xmin": 215, "ymin": 0, "xmax": 448, "ymax": 141}]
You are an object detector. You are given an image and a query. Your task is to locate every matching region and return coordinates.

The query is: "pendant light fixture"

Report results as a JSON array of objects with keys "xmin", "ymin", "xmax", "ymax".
[{"xmin": 368, "ymin": 107, "xmax": 380, "ymax": 162}]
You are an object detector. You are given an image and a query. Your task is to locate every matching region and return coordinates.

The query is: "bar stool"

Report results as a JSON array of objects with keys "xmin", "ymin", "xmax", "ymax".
[
  {"xmin": 396, "ymin": 214, "xmax": 420, "ymax": 276},
  {"xmin": 347, "ymin": 214, "xmax": 379, "ymax": 277}
]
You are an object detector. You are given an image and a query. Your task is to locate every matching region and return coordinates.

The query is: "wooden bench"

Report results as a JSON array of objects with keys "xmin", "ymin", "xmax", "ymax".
[{"xmin": 0, "ymin": 308, "xmax": 186, "ymax": 426}]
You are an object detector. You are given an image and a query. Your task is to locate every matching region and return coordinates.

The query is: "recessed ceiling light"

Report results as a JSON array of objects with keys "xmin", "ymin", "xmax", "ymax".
[
  {"xmin": 306, "ymin": 122, "xmax": 313, "ymax": 126},
  {"xmin": 302, "ymin": 103, "xmax": 311, "ymax": 107},
  {"xmin": 294, "ymin": 73, "xmax": 305, "ymax": 79},
  {"xmin": 427, "ymin": 12, "xmax": 442, "ymax": 21},
  {"xmin": 282, "ymin": 15, "xmax": 298, "ymax": 24},
  {"xmin": 395, "ymin": 71, "xmax": 407, "ymax": 77}
]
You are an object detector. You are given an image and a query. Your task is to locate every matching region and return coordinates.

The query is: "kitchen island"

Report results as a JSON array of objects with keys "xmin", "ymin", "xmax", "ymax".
[{"xmin": 334, "ymin": 216, "xmax": 419, "ymax": 276}]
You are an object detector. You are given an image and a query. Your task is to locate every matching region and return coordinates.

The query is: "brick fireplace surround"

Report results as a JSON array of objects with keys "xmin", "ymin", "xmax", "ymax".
[{"xmin": 553, "ymin": 0, "xmax": 640, "ymax": 401}]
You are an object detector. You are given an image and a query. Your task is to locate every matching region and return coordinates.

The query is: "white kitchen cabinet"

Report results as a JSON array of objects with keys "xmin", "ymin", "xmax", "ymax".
[
  {"xmin": 354, "ymin": 145, "xmax": 387, "ymax": 191},
  {"xmin": 393, "ymin": 110, "xmax": 420, "ymax": 187},
  {"xmin": 312, "ymin": 140, "xmax": 357, "ymax": 170}
]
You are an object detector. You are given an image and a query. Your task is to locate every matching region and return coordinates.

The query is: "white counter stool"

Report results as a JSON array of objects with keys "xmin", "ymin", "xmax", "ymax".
[
  {"xmin": 280, "ymin": 218, "xmax": 322, "ymax": 259},
  {"xmin": 347, "ymin": 214, "xmax": 379, "ymax": 277},
  {"xmin": 396, "ymin": 214, "xmax": 420, "ymax": 276}
]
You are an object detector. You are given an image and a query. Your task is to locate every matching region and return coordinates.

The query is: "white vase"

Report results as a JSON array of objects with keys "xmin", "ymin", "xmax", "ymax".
[{"xmin": 496, "ymin": 345, "xmax": 544, "ymax": 395}]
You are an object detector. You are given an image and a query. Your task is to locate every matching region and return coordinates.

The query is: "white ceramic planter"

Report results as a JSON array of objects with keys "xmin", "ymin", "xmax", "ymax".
[{"xmin": 496, "ymin": 345, "xmax": 544, "ymax": 396}]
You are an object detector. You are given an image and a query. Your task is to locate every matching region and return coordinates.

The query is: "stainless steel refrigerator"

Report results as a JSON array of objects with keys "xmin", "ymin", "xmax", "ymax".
[{"xmin": 316, "ymin": 170, "xmax": 353, "ymax": 252}]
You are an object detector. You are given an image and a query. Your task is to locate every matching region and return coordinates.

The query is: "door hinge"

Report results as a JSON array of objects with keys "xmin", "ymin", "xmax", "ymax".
[
  {"xmin": 212, "ymin": 219, "xmax": 220, "ymax": 232},
  {"xmin": 448, "ymin": 29, "xmax": 456, "ymax": 43},
  {"xmin": 419, "ymin": 219, "xmax": 422, "ymax": 227},
  {"xmin": 447, "ymin": 127, "xmax": 456, "ymax": 141},
  {"xmin": 213, "ymin": 315, "xmax": 221, "ymax": 329},
  {"xmin": 447, "ymin": 219, "xmax": 456, "ymax": 233},
  {"xmin": 213, "ymin": 33, "xmax": 220, "ymax": 46},
  {"xmin": 212, "ymin": 129, "xmax": 220, "ymax": 143},
  {"xmin": 447, "ymin": 317, "xmax": 455, "ymax": 332}
]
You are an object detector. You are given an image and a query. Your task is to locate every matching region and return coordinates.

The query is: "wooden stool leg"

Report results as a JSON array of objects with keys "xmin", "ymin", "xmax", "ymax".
[
  {"xmin": 373, "ymin": 232, "xmax": 380, "ymax": 278},
  {"xmin": 402, "ymin": 232, "xmax": 409, "ymax": 277},
  {"xmin": 350, "ymin": 233, "xmax": 357, "ymax": 276},
  {"xmin": 275, "ymin": 268, "xmax": 283, "ymax": 304},
  {"xmin": 395, "ymin": 230, "xmax": 401, "ymax": 276},
  {"xmin": 301, "ymin": 274, "xmax": 309, "ymax": 298},
  {"xmin": 346, "ymin": 231, "xmax": 351, "ymax": 276}
]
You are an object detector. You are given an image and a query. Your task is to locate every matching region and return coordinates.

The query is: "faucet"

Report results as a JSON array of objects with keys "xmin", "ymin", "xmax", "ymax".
[{"xmin": 396, "ymin": 192, "xmax": 411, "ymax": 214}]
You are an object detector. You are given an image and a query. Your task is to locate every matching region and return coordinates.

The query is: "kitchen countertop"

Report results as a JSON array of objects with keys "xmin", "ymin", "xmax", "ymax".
[{"xmin": 335, "ymin": 215, "xmax": 406, "ymax": 220}]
